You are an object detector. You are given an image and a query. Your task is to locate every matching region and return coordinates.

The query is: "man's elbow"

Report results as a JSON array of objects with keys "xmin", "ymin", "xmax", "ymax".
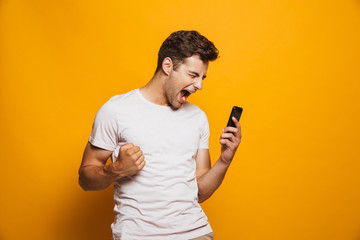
[
  {"xmin": 78, "ymin": 168, "xmax": 89, "ymax": 190},
  {"xmin": 78, "ymin": 169, "xmax": 98, "ymax": 191},
  {"xmin": 198, "ymin": 196, "xmax": 206, "ymax": 203},
  {"xmin": 198, "ymin": 191, "xmax": 213, "ymax": 203},
  {"xmin": 78, "ymin": 176, "xmax": 91, "ymax": 191}
]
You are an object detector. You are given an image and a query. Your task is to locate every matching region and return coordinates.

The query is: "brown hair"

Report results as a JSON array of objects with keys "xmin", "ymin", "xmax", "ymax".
[{"xmin": 156, "ymin": 30, "xmax": 219, "ymax": 72}]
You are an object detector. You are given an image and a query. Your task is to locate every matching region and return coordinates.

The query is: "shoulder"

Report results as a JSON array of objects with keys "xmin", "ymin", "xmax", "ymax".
[
  {"xmin": 107, "ymin": 89, "xmax": 137, "ymax": 105},
  {"xmin": 101, "ymin": 89, "xmax": 138, "ymax": 111},
  {"xmin": 94, "ymin": 90, "xmax": 138, "ymax": 120}
]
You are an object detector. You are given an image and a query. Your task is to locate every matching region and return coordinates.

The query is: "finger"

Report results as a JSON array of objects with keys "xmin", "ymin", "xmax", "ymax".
[
  {"xmin": 220, "ymin": 138, "xmax": 232, "ymax": 147},
  {"xmin": 234, "ymin": 121, "xmax": 242, "ymax": 138},
  {"xmin": 235, "ymin": 126, "xmax": 242, "ymax": 140},
  {"xmin": 232, "ymin": 116, "xmax": 241, "ymax": 129},
  {"xmin": 222, "ymin": 126, "xmax": 237, "ymax": 134},
  {"xmin": 230, "ymin": 117, "xmax": 241, "ymax": 138},
  {"xmin": 135, "ymin": 154, "xmax": 145, "ymax": 165},
  {"xmin": 137, "ymin": 157, "xmax": 146, "ymax": 170},
  {"xmin": 132, "ymin": 150, "xmax": 143, "ymax": 160},
  {"xmin": 220, "ymin": 133, "xmax": 236, "ymax": 141},
  {"xmin": 220, "ymin": 138, "xmax": 227, "ymax": 145},
  {"xmin": 120, "ymin": 143, "xmax": 134, "ymax": 151},
  {"xmin": 221, "ymin": 135, "xmax": 240, "ymax": 149},
  {"xmin": 127, "ymin": 146, "xmax": 141, "ymax": 155},
  {"xmin": 220, "ymin": 139, "xmax": 236, "ymax": 151}
]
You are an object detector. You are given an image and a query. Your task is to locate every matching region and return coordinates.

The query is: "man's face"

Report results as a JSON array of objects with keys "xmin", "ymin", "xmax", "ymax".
[{"xmin": 164, "ymin": 55, "xmax": 208, "ymax": 110}]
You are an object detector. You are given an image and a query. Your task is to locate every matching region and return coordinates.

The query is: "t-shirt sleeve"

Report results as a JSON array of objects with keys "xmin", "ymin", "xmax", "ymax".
[
  {"xmin": 198, "ymin": 111, "xmax": 210, "ymax": 149},
  {"xmin": 88, "ymin": 100, "xmax": 119, "ymax": 151}
]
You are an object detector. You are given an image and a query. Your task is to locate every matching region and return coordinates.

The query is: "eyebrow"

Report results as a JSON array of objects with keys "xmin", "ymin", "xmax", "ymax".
[{"xmin": 189, "ymin": 71, "xmax": 207, "ymax": 80}]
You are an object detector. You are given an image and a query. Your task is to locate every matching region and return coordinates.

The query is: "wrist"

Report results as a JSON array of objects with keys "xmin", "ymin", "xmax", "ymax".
[
  {"xmin": 219, "ymin": 157, "xmax": 232, "ymax": 168},
  {"xmin": 220, "ymin": 154, "xmax": 233, "ymax": 165},
  {"xmin": 103, "ymin": 164, "xmax": 123, "ymax": 181}
]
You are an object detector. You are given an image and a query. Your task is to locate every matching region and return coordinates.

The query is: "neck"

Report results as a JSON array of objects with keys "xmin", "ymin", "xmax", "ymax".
[{"xmin": 140, "ymin": 71, "xmax": 168, "ymax": 106}]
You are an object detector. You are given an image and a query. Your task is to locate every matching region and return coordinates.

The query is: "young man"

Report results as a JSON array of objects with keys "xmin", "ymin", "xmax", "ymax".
[{"xmin": 78, "ymin": 30, "xmax": 242, "ymax": 240}]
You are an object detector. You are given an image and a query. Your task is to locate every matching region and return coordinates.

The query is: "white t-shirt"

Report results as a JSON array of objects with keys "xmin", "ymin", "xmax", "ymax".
[{"xmin": 89, "ymin": 89, "xmax": 212, "ymax": 240}]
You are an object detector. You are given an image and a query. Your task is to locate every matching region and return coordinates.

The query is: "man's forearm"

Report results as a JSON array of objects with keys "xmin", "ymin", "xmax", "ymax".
[
  {"xmin": 197, "ymin": 158, "xmax": 231, "ymax": 203},
  {"xmin": 78, "ymin": 165, "xmax": 120, "ymax": 191}
]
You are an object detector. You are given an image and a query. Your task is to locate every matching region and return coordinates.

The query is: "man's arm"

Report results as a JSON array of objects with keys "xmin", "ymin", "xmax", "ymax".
[
  {"xmin": 196, "ymin": 117, "xmax": 242, "ymax": 202},
  {"xmin": 78, "ymin": 142, "xmax": 145, "ymax": 191}
]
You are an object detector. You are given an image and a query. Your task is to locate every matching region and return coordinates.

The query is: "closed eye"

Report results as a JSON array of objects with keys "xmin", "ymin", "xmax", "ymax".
[{"xmin": 188, "ymin": 71, "xmax": 206, "ymax": 80}]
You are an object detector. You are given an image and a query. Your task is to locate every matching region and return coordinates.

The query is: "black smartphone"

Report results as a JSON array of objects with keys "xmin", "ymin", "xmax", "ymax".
[{"xmin": 227, "ymin": 106, "xmax": 243, "ymax": 127}]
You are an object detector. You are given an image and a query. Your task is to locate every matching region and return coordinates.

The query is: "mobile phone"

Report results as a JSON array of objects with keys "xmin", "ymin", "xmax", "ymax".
[{"xmin": 227, "ymin": 106, "xmax": 243, "ymax": 127}]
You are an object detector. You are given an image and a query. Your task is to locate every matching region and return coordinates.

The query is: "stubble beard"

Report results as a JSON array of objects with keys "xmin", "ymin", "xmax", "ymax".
[
  {"xmin": 168, "ymin": 92, "xmax": 182, "ymax": 110},
  {"xmin": 165, "ymin": 87, "xmax": 182, "ymax": 111}
]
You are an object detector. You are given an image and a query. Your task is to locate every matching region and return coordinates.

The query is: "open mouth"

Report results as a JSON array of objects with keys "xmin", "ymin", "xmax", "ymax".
[{"xmin": 180, "ymin": 89, "xmax": 192, "ymax": 103}]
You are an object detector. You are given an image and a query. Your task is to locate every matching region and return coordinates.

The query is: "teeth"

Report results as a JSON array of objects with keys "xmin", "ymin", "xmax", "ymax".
[{"xmin": 182, "ymin": 96, "xmax": 186, "ymax": 101}]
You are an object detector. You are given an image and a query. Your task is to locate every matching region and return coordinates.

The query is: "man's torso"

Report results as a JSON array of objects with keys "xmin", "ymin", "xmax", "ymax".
[{"xmin": 90, "ymin": 89, "xmax": 212, "ymax": 239}]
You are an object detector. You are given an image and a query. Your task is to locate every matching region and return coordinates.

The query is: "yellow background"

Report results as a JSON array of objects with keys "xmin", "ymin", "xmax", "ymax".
[{"xmin": 1, "ymin": 0, "xmax": 360, "ymax": 239}]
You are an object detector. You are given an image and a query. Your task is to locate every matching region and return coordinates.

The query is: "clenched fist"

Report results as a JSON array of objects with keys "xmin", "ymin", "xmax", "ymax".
[{"xmin": 106, "ymin": 143, "xmax": 145, "ymax": 178}]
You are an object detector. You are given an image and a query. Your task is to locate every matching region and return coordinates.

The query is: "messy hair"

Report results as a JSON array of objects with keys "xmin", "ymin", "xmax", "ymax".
[{"xmin": 156, "ymin": 30, "xmax": 219, "ymax": 72}]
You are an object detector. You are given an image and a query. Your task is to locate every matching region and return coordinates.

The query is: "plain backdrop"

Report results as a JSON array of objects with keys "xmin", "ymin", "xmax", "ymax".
[{"xmin": 1, "ymin": 1, "xmax": 360, "ymax": 239}]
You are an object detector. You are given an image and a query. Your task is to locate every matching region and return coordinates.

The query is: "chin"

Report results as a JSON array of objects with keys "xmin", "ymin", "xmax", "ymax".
[
  {"xmin": 169, "ymin": 100, "xmax": 182, "ymax": 110},
  {"xmin": 170, "ymin": 103, "xmax": 181, "ymax": 110}
]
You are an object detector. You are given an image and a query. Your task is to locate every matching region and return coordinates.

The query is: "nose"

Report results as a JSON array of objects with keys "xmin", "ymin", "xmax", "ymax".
[{"xmin": 194, "ymin": 79, "xmax": 203, "ymax": 90}]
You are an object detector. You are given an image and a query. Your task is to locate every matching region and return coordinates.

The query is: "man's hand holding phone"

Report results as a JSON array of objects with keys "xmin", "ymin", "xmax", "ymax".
[{"xmin": 220, "ymin": 107, "xmax": 242, "ymax": 165}]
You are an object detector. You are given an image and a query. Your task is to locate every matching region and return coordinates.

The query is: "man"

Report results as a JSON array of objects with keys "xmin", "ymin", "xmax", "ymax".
[{"xmin": 78, "ymin": 30, "xmax": 242, "ymax": 240}]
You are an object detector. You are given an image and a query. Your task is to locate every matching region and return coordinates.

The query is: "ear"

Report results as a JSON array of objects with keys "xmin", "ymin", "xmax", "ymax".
[{"xmin": 162, "ymin": 57, "xmax": 173, "ymax": 76}]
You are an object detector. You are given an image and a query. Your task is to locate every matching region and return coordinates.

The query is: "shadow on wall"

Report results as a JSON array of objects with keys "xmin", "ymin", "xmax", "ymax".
[{"xmin": 53, "ymin": 184, "xmax": 114, "ymax": 240}]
